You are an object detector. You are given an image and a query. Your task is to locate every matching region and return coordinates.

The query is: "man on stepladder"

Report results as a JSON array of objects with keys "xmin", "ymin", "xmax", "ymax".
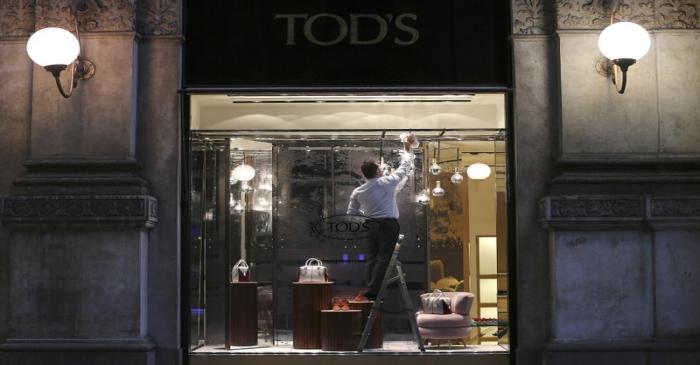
[{"xmin": 347, "ymin": 133, "xmax": 418, "ymax": 301}]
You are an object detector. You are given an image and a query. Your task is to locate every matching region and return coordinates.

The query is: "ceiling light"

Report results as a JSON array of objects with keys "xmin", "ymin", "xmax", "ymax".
[
  {"xmin": 467, "ymin": 163, "xmax": 491, "ymax": 180},
  {"xmin": 232, "ymin": 163, "xmax": 256, "ymax": 182}
]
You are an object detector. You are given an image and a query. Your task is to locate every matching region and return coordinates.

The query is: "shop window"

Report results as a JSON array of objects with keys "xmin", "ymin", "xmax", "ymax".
[{"xmin": 187, "ymin": 94, "xmax": 510, "ymax": 358}]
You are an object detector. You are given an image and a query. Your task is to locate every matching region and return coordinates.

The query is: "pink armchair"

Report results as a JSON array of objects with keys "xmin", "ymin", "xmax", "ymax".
[{"xmin": 416, "ymin": 291, "xmax": 475, "ymax": 341}]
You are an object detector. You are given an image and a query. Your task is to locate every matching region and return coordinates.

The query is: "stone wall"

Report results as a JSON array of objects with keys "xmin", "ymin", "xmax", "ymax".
[
  {"xmin": 513, "ymin": 0, "xmax": 700, "ymax": 364},
  {"xmin": 0, "ymin": 1, "xmax": 182, "ymax": 365}
]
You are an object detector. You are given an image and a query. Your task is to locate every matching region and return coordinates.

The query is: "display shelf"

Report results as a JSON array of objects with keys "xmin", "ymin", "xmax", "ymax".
[
  {"xmin": 292, "ymin": 281, "xmax": 334, "ymax": 349},
  {"xmin": 228, "ymin": 282, "xmax": 258, "ymax": 347}
]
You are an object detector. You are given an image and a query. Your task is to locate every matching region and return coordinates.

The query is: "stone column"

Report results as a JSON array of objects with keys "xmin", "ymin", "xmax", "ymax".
[
  {"xmin": 537, "ymin": 1, "xmax": 700, "ymax": 365},
  {"xmin": 0, "ymin": 1, "xmax": 181, "ymax": 364},
  {"xmin": 511, "ymin": 1, "xmax": 558, "ymax": 364}
]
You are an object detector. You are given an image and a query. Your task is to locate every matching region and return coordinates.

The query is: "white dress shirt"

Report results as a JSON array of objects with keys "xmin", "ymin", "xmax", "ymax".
[{"xmin": 346, "ymin": 152, "xmax": 415, "ymax": 219}]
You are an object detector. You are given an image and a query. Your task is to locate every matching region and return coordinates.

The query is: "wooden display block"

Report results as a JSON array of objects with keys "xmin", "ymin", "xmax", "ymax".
[
  {"xmin": 320, "ymin": 310, "xmax": 362, "ymax": 351},
  {"xmin": 228, "ymin": 282, "xmax": 258, "ymax": 347},
  {"xmin": 349, "ymin": 300, "xmax": 383, "ymax": 349},
  {"xmin": 292, "ymin": 282, "xmax": 333, "ymax": 349}
]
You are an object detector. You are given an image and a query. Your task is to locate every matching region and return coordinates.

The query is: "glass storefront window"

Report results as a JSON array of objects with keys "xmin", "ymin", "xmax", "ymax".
[{"xmin": 187, "ymin": 95, "xmax": 510, "ymax": 357}]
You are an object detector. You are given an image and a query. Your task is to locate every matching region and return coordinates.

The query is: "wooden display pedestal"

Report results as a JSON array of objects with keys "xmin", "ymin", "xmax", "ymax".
[
  {"xmin": 320, "ymin": 310, "xmax": 362, "ymax": 351},
  {"xmin": 227, "ymin": 282, "xmax": 258, "ymax": 347},
  {"xmin": 292, "ymin": 282, "xmax": 333, "ymax": 349},
  {"xmin": 349, "ymin": 300, "xmax": 383, "ymax": 349}
]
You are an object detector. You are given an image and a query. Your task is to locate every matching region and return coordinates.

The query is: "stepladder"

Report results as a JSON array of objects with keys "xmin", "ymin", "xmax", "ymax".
[{"xmin": 357, "ymin": 234, "xmax": 425, "ymax": 352}]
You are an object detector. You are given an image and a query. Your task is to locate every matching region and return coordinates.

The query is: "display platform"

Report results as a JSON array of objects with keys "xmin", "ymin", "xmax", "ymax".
[
  {"xmin": 193, "ymin": 341, "xmax": 508, "ymax": 353},
  {"xmin": 191, "ymin": 342, "xmax": 508, "ymax": 365}
]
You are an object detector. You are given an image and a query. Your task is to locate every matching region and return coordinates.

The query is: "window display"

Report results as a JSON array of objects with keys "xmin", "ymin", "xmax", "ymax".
[{"xmin": 188, "ymin": 95, "xmax": 509, "ymax": 356}]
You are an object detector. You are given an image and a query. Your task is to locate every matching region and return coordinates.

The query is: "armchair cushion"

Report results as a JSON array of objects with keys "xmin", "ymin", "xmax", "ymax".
[
  {"xmin": 419, "ymin": 291, "xmax": 474, "ymax": 315},
  {"xmin": 416, "ymin": 313, "xmax": 471, "ymax": 328}
]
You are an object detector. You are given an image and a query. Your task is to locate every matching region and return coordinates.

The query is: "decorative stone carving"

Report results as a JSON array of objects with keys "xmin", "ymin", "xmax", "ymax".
[
  {"xmin": 557, "ymin": 0, "xmax": 656, "ymax": 30},
  {"xmin": 542, "ymin": 195, "xmax": 700, "ymax": 229},
  {"xmin": 0, "ymin": 0, "xmax": 34, "ymax": 37},
  {"xmin": 655, "ymin": 0, "xmax": 699, "ymax": 28},
  {"xmin": 650, "ymin": 198, "xmax": 700, "ymax": 217},
  {"xmin": 34, "ymin": 0, "xmax": 135, "ymax": 32},
  {"xmin": 137, "ymin": 0, "xmax": 179, "ymax": 36},
  {"xmin": 2, "ymin": 195, "xmax": 158, "ymax": 229},
  {"xmin": 547, "ymin": 196, "xmax": 644, "ymax": 218},
  {"xmin": 513, "ymin": 0, "xmax": 555, "ymax": 34}
]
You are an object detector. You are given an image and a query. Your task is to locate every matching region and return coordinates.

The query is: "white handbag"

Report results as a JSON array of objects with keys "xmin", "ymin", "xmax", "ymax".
[
  {"xmin": 421, "ymin": 290, "xmax": 451, "ymax": 314},
  {"xmin": 231, "ymin": 259, "xmax": 251, "ymax": 283},
  {"xmin": 297, "ymin": 258, "xmax": 328, "ymax": 283}
]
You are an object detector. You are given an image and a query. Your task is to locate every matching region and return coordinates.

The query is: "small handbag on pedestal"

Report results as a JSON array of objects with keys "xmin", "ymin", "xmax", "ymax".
[{"xmin": 231, "ymin": 259, "xmax": 251, "ymax": 283}]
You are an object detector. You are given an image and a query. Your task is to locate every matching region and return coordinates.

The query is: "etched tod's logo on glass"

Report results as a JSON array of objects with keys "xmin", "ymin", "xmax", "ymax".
[
  {"xmin": 309, "ymin": 214, "xmax": 379, "ymax": 240},
  {"xmin": 274, "ymin": 13, "xmax": 420, "ymax": 46}
]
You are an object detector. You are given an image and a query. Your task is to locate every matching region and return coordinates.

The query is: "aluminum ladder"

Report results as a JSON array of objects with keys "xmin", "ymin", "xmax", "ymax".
[{"xmin": 357, "ymin": 234, "xmax": 425, "ymax": 352}]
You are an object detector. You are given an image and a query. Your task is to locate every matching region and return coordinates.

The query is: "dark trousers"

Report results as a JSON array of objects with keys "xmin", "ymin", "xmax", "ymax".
[{"xmin": 364, "ymin": 218, "xmax": 400, "ymax": 299}]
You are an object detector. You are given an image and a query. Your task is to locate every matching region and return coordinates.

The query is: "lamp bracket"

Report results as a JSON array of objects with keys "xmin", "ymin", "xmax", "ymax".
[
  {"xmin": 596, "ymin": 57, "xmax": 636, "ymax": 94},
  {"xmin": 43, "ymin": 57, "xmax": 95, "ymax": 98},
  {"xmin": 75, "ymin": 56, "xmax": 96, "ymax": 80}
]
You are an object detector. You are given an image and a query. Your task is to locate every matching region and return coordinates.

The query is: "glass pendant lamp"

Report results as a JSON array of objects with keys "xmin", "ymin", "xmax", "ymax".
[
  {"xmin": 450, "ymin": 167, "xmax": 464, "ymax": 184},
  {"xmin": 416, "ymin": 189, "xmax": 431, "ymax": 205},
  {"xmin": 429, "ymin": 158, "xmax": 442, "ymax": 175},
  {"xmin": 431, "ymin": 181, "xmax": 445, "ymax": 197}
]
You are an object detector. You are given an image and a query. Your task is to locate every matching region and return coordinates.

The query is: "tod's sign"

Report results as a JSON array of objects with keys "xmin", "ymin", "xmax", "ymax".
[
  {"xmin": 185, "ymin": 0, "xmax": 511, "ymax": 87},
  {"xmin": 274, "ymin": 13, "xmax": 419, "ymax": 46},
  {"xmin": 310, "ymin": 215, "xmax": 378, "ymax": 240}
]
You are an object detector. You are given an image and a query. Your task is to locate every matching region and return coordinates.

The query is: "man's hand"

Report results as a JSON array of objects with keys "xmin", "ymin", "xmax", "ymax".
[{"xmin": 403, "ymin": 134, "xmax": 416, "ymax": 151}]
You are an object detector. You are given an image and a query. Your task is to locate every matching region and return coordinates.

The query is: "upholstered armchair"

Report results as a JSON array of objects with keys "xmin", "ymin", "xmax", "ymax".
[{"xmin": 416, "ymin": 291, "xmax": 475, "ymax": 343}]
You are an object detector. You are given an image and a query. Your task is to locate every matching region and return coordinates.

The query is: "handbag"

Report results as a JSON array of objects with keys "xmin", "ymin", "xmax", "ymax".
[
  {"xmin": 421, "ymin": 290, "xmax": 451, "ymax": 314},
  {"xmin": 231, "ymin": 259, "xmax": 251, "ymax": 283},
  {"xmin": 297, "ymin": 258, "xmax": 328, "ymax": 283}
]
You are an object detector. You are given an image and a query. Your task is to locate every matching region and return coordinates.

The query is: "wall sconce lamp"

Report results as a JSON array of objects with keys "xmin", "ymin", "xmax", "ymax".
[
  {"xmin": 25, "ymin": 2, "xmax": 96, "ymax": 98},
  {"xmin": 597, "ymin": 21, "xmax": 651, "ymax": 94}
]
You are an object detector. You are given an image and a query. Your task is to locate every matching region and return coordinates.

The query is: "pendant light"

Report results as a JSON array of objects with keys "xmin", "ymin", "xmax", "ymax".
[
  {"xmin": 240, "ymin": 181, "xmax": 253, "ymax": 193},
  {"xmin": 450, "ymin": 167, "xmax": 464, "ymax": 184},
  {"xmin": 467, "ymin": 163, "xmax": 491, "ymax": 180},
  {"xmin": 232, "ymin": 200, "xmax": 244, "ymax": 213},
  {"xmin": 232, "ymin": 163, "xmax": 256, "ymax": 182},
  {"xmin": 429, "ymin": 159, "xmax": 442, "ymax": 175},
  {"xmin": 431, "ymin": 181, "xmax": 445, "ymax": 197},
  {"xmin": 430, "ymin": 140, "xmax": 443, "ymax": 175},
  {"xmin": 416, "ymin": 189, "xmax": 431, "ymax": 205}
]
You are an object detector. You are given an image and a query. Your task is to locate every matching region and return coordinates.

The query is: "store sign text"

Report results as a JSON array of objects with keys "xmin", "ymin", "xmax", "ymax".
[
  {"xmin": 310, "ymin": 215, "xmax": 377, "ymax": 240},
  {"xmin": 274, "ymin": 13, "xmax": 419, "ymax": 46}
]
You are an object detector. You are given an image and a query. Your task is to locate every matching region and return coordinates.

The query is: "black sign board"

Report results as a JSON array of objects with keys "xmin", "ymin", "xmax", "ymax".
[{"xmin": 184, "ymin": 0, "xmax": 511, "ymax": 88}]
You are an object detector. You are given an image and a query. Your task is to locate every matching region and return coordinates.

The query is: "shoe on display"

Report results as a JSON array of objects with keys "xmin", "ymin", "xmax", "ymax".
[
  {"xmin": 353, "ymin": 291, "xmax": 368, "ymax": 302},
  {"xmin": 331, "ymin": 297, "xmax": 342, "ymax": 311},
  {"xmin": 340, "ymin": 298, "xmax": 350, "ymax": 311}
]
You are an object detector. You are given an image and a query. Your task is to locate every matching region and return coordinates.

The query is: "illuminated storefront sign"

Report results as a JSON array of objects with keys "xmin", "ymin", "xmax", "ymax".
[{"xmin": 184, "ymin": 0, "xmax": 510, "ymax": 87}]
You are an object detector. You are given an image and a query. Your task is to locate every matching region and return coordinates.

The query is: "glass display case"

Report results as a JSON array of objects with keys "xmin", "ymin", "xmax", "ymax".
[{"xmin": 188, "ymin": 129, "xmax": 509, "ymax": 354}]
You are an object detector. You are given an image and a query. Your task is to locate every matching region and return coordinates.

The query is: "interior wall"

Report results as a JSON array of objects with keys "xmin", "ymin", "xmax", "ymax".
[
  {"xmin": 468, "ymin": 174, "xmax": 498, "ymax": 318},
  {"xmin": 190, "ymin": 95, "xmax": 506, "ymax": 131}
]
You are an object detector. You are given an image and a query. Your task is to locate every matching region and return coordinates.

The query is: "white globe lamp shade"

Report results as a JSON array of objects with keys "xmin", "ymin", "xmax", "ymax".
[
  {"xmin": 26, "ymin": 27, "xmax": 80, "ymax": 67},
  {"xmin": 598, "ymin": 22, "xmax": 650, "ymax": 61},
  {"xmin": 467, "ymin": 163, "xmax": 491, "ymax": 180},
  {"xmin": 232, "ymin": 164, "xmax": 256, "ymax": 182}
]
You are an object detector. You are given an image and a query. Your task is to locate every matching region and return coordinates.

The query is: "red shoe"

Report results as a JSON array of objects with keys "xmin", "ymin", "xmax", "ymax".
[
  {"xmin": 340, "ymin": 298, "xmax": 350, "ymax": 311},
  {"xmin": 353, "ymin": 291, "xmax": 368, "ymax": 302},
  {"xmin": 331, "ymin": 297, "xmax": 341, "ymax": 311}
]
